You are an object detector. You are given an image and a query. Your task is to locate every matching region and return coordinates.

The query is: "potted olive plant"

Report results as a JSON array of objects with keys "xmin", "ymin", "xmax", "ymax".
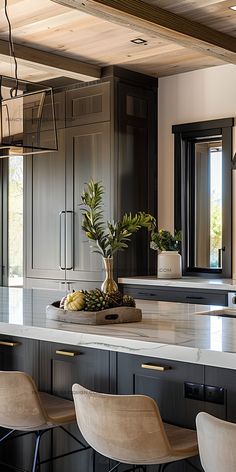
[
  {"xmin": 150, "ymin": 223, "xmax": 182, "ymax": 278},
  {"xmin": 81, "ymin": 180, "xmax": 154, "ymax": 292}
]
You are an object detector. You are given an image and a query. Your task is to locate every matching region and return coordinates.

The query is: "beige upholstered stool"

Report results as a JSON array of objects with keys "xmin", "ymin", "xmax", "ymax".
[
  {"xmin": 0, "ymin": 371, "xmax": 90, "ymax": 472},
  {"xmin": 196, "ymin": 412, "xmax": 236, "ymax": 472},
  {"xmin": 72, "ymin": 383, "xmax": 199, "ymax": 472}
]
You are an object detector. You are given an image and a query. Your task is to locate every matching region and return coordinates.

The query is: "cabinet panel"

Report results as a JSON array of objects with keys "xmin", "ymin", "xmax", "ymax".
[
  {"xmin": 66, "ymin": 82, "xmax": 110, "ymax": 126},
  {"xmin": 117, "ymin": 353, "xmax": 204, "ymax": 429},
  {"xmin": 0, "ymin": 336, "xmax": 40, "ymax": 472},
  {"xmin": 204, "ymin": 366, "xmax": 235, "ymax": 422},
  {"xmin": 25, "ymin": 129, "xmax": 66, "ymax": 280},
  {"xmin": 121, "ymin": 285, "xmax": 228, "ymax": 306},
  {"xmin": 65, "ymin": 123, "xmax": 112, "ymax": 282},
  {"xmin": 40, "ymin": 342, "xmax": 110, "ymax": 472},
  {"xmin": 117, "ymin": 353, "xmax": 203, "ymax": 472},
  {"xmin": 117, "ymin": 83, "xmax": 157, "ymax": 277}
]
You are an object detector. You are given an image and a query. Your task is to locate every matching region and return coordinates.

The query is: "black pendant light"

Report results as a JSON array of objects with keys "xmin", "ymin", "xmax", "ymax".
[{"xmin": 0, "ymin": 0, "xmax": 57, "ymax": 158}]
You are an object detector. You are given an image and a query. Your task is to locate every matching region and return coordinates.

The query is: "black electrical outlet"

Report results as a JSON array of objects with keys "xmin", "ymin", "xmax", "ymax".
[
  {"xmin": 205, "ymin": 385, "xmax": 225, "ymax": 405},
  {"xmin": 184, "ymin": 382, "xmax": 204, "ymax": 401}
]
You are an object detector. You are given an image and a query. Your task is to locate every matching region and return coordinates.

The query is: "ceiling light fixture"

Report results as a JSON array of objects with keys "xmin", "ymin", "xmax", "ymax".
[
  {"xmin": 131, "ymin": 38, "xmax": 148, "ymax": 45},
  {"xmin": 0, "ymin": 0, "xmax": 57, "ymax": 158},
  {"xmin": 229, "ymin": 5, "xmax": 236, "ymax": 10}
]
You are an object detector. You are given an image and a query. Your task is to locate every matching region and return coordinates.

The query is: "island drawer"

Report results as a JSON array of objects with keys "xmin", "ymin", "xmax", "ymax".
[{"xmin": 121, "ymin": 284, "xmax": 228, "ymax": 306}]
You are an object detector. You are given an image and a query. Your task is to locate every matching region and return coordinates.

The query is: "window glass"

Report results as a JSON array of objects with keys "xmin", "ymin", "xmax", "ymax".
[{"xmin": 8, "ymin": 156, "xmax": 23, "ymax": 286}]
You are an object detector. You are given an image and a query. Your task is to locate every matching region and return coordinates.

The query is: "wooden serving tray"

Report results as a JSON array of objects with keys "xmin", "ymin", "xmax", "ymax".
[{"xmin": 46, "ymin": 302, "xmax": 142, "ymax": 325}]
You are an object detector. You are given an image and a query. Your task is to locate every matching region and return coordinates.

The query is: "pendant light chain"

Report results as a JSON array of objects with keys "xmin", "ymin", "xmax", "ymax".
[{"xmin": 4, "ymin": 0, "xmax": 19, "ymax": 97}]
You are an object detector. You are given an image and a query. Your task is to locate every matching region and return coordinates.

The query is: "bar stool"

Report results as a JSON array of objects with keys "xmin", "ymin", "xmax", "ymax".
[
  {"xmin": 196, "ymin": 412, "xmax": 236, "ymax": 472},
  {"xmin": 0, "ymin": 371, "xmax": 90, "ymax": 472},
  {"xmin": 72, "ymin": 383, "xmax": 199, "ymax": 472}
]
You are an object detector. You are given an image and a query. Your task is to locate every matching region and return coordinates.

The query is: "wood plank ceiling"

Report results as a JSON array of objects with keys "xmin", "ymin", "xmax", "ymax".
[{"xmin": 0, "ymin": 0, "xmax": 235, "ymax": 82}]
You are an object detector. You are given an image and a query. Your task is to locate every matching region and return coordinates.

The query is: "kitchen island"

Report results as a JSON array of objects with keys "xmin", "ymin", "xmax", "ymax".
[
  {"xmin": 1, "ymin": 287, "xmax": 236, "ymax": 472},
  {"xmin": 0, "ymin": 287, "xmax": 235, "ymax": 369}
]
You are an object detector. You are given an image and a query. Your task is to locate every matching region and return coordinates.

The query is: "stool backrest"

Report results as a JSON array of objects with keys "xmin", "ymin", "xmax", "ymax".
[
  {"xmin": 0, "ymin": 371, "xmax": 47, "ymax": 429},
  {"xmin": 196, "ymin": 412, "xmax": 236, "ymax": 472},
  {"xmin": 72, "ymin": 383, "xmax": 171, "ymax": 464}
]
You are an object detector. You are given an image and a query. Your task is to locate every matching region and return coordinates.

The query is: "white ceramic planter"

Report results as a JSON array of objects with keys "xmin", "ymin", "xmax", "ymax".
[{"xmin": 157, "ymin": 251, "xmax": 182, "ymax": 279}]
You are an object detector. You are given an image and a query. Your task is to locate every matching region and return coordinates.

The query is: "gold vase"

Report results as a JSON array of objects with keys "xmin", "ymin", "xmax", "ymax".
[{"xmin": 101, "ymin": 257, "xmax": 118, "ymax": 293}]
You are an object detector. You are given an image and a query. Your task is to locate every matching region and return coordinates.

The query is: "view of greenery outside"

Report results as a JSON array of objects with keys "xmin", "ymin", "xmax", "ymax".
[
  {"xmin": 8, "ymin": 156, "xmax": 23, "ymax": 286},
  {"xmin": 210, "ymin": 149, "xmax": 222, "ymax": 268}
]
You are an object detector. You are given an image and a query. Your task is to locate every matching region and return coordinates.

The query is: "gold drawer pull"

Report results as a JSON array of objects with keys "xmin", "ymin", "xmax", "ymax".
[
  {"xmin": 0, "ymin": 341, "xmax": 21, "ymax": 347},
  {"xmin": 141, "ymin": 363, "xmax": 171, "ymax": 372},
  {"xmin": 56, "ymin": 350, "xmax": 80, "ymax": 357}
]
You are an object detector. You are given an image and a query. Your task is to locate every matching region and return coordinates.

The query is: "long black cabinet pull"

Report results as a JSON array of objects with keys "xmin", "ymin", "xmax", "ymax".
[
  {"xmin": 185, "ymin": 296, "xmax": 205, "ymax": 300},
  {"xmin": 138, "ymin": 292, "xmax": 157, "ymax": 297},
  {"xmin": 66, "ymin": 211, "xmax": 74, "ymax": 270},
  {"xmin": 59, "ymin": 211, "xmax": 66, "ymax": 270}
]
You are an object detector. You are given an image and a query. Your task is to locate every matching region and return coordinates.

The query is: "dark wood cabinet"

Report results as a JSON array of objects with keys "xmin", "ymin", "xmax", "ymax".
[
  {"xmin": 0, "ymin": 336, "xmax": 40, "ymax": 471},
  {"xmin": 204, "ymin": 366, "xmax": 236, "ymax": 422},
  {"xmin": 116, "ymin": 82, "xmax": 157, "ymax": 277},
  {"xmin": 2, "ymin": 336, "xmax": 236, "ymax": 472},
  {"xmin": 121, "ymin": 284, "xmax": 228, "ymax": 306},
  {"xmin": 65, "ymin": 122, "xmax": 111, "ymax": 282},
  {"xmin": 39, "ymin": 342, "xmax": 110, "ymax": 472},
  {"xmin": 66, "ymin": 82, "xmax": 110, "ymax": 126},
  {"xmin": 25, "ymin": 67, "xmax": 157, "ymax": 288},
  {"xmin": 117, "ymin": 354, "xmax": 204, "ymax": 429},
  {"xmin": 25, "ymin": 129, "xmax": 66, "ymax": 281},
  {"xmin": 117, "ymin": 353, "xmax": 205, "ymax": 472}
]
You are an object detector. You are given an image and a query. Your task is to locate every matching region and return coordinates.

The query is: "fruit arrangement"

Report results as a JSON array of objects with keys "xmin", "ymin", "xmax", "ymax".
[{"xmin": 60, "ymin": 289, "xmax": 135, "ymax": 312}]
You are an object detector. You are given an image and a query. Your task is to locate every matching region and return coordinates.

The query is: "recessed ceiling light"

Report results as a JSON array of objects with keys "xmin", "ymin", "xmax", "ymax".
[
  {"xmin": 131, "ymin": 38, "xmax": 148, "ymax": 45},
  {"xmin": 229, "ymin": 5, "xmax": 236, "ymax": 10}
]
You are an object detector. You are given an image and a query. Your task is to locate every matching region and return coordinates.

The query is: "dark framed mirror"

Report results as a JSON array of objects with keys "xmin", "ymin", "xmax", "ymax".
[{"xmin": 173, "ymin": 118, "xmax": 234, "ymax": 277}]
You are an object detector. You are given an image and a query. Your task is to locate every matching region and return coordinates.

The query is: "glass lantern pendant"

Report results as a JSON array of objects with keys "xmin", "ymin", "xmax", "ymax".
[{"xmin": 0, "ymin": 76, "xmax": 58, "ymax": 158}]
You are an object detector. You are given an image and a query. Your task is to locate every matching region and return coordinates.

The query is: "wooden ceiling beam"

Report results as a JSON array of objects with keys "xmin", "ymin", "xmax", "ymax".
[
  {"xmin": 0, "ymin": 38, "xmax": 101, "ymax": 81},
  {"xmin": 51, "ymin": 0, "xmax": 236, "ymax": 64}
]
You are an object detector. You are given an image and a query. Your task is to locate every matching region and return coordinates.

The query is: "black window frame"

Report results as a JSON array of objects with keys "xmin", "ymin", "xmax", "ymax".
[{"xmin": 173, "ymin": 118, "xmax": 234, "ymax": 278}]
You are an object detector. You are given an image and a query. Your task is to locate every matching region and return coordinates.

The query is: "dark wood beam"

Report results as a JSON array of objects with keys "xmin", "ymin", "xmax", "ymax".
[
  {"xmin": 52, "ymin": 0, "xmax": 236, "ymax": 64},
  {"xmin": 0, "ymin": 38, "xmax": 101, "ymax": 81}
]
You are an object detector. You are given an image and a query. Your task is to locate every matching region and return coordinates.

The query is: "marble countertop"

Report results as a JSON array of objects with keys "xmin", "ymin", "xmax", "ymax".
[
  {"xmin": 1, "ymin": 287, "xmax": 236, "ymax": 370},
  {"xmin": 118, "ymin": 276, "xmax": 236, "ymax": 291}
]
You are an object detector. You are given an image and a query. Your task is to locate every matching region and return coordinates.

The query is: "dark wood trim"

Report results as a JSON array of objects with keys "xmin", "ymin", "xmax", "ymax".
[
  {"xmin": 172, "ymin": 118, "xmax": 234, "ymax": 134},
  {"xmin": 102, "ymin": 65, "xmax": 158, "ymax": 89},
  {"xmin": 174, "ymin": 119, "xmax": 233, "ymax": 278},
  {"xmin": 52, "ymin": 0, "xmax": 236, "ymax": 64}
]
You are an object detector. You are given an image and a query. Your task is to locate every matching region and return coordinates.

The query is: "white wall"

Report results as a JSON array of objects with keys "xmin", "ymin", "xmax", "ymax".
[{"xmin": 158, "ymin": 64, "xmax": 236, "ymax": 230}]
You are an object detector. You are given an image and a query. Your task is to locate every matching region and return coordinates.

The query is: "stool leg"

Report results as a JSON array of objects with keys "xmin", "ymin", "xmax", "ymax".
[
  {"xmin": 32, "ymin": 432, "xmax": 41, "ymax": 472},
  {"xmin": 92, "ymin": 448, "xmax": 96, "ymax": 472},
  {"xmin": 0, "ymin": 429, "xmax": 15, "ymax": 443},
  {"xmin": 108, "ymin": 462, "xmax": 121, "ymax": 472}
]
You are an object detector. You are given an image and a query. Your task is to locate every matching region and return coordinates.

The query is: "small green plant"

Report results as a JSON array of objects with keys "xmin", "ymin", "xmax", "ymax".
[
  {"xmin": 81, "ymin": 180, "xmax": 155, "ymax": 258},
  {"xmin": 150, "ymin": 222, "xmax": 181, "ymax": 252}
]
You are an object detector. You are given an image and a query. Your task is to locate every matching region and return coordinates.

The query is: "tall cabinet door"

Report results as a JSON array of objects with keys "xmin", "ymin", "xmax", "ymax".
[
  {"xmin": 117, "ymin": 82, "xmax": 157, "ymax": 277},
  {"xmin": 65, "ymin": 123, "xmax": 112, "ymax": 282},
  {"xmin": 25, "ymin": 129, "xmax": 66, "ymax": 280}
]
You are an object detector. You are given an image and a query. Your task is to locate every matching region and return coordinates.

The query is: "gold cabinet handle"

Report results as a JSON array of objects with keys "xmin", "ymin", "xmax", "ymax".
[
  {"xmin": 141, "ymin": 363, "xmax": 171, "ymax": 372},
  {"xmin": 56, "ymin": 350, "xmax": 80, "ymax": 357},
  {"xmin": 0, "ymin": 341, "xmax": 21, "ymax": 347}
]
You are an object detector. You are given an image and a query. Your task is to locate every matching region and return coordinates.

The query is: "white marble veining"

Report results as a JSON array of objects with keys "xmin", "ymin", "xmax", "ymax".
[
  {"xmin": 118, "ymin": 276, "xmax": 236, "ymax": 291},
  {"xmin": 1, "ymin": 287, "xmax": 236, "ymax": 369}
]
